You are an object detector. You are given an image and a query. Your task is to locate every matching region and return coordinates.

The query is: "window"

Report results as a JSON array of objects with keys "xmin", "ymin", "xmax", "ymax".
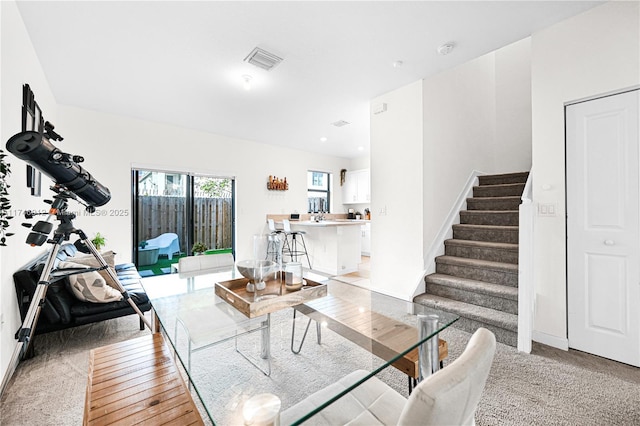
[
  {"xmin": 311, "ymin": 172, "xmax": 324, "ymax": 187},
  {"xmin": 307, "ymin": 171, "xmax": 331, "ymax": 213},
  {"xmin": 132, "ymin": 169, "xmax": 235, "ymax": 276}
]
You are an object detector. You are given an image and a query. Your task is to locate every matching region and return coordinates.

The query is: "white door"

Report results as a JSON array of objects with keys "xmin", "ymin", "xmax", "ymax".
[{"xmin": 567, "ymin": 89, "xmax": 640, "ymax": 366}]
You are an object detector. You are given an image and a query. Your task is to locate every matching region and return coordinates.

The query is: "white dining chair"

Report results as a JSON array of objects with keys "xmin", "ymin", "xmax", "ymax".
[{"xmin": 280, "ymin": 327, "xmax": 496, "ymax": 425}]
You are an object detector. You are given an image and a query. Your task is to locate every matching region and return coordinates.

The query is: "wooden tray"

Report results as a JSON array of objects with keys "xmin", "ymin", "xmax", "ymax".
[{"xmin": 215, "ymin": 276, "xmax": 327, "ymax": 318}]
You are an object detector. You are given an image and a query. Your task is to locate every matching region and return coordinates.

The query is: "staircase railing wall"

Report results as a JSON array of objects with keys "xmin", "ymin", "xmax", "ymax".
[{"xmin": 517, "ymin": 171, "xmax": 534, "ymax": 353}]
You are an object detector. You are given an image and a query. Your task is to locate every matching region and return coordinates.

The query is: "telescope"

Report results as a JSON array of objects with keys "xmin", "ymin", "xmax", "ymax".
[
  {"xmin": 0, "ymin": 129, "xmax": 151, "ymax": 399},
  {"xmin": 6, "ymin": 130, "xmax": 111, "ymax": 209}
]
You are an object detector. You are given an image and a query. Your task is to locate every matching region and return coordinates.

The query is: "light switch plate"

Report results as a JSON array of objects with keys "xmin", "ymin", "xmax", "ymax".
[{"xmin": 538, "ymin": 203, "xmax": 557, "ymax": 217}]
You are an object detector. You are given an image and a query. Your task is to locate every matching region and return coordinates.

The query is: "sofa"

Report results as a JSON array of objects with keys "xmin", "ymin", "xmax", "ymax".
[{"xmin": 12, "ymin": 245, "xmax": 152, "ymax": 340}]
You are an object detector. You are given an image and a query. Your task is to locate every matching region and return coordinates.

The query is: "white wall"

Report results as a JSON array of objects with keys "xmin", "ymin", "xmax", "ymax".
[
  {"xmin": 531, "ymin": 1, "xmax": 640, "ymax": 347},
  {"xmin": 369, "ymin": 39, "xmax": 532, "ymax": 300},
  {"xmin": 422, "ymin": 38, "xmax": 532, "ymax": 263},
  {"xmin": 349, "ymin": 155, "xmax": 370, "ymax": 171},
  {"xmin": 0, "ymin": 0, "xmax": 59, "ymax": 382},
  {"xmin": 494, "ymin": 39, "xmax": 533, "ymax": 168},
  {"xmin": 57, "ymin": 106, "xmax": 348, "ymax": 264},
  {"xmin": 370, "ymin": 80, "xmax": 424, "ymax": 299}
]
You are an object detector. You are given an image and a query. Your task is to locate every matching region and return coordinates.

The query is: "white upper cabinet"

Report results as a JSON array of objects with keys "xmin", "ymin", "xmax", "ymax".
[{"xmin": 342, "ymin": 169, "xmax": 370, "ymax": 204}]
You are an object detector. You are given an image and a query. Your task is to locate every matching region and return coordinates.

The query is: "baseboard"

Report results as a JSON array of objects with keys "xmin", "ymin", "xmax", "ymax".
[{"xmin": 532, "ymin": 330, "xmax": 569, "ymax": 350}]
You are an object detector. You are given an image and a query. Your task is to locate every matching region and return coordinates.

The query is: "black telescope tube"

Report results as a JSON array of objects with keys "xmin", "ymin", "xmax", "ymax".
[{"xmin": 6, "ymin": 131, "xmax": 111, "ymax": 207}]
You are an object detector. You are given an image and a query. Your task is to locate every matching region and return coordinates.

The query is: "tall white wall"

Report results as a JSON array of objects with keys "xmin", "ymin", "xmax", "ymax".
[
  {"xmin": 422, "ymin": 38, "xmax": 532, "ymax": 266},
  {"xmin": 0, "ymin": 1, "xmax": 59, "ymax": 381},
  {"xmin": 494, "ymin": 39, "xmax": 533, "ymax": 168},
  {"xmin": 57, "ymin": 106, "xmax": 348, "ymax": 265},
  {"xmin": 370, "ymin": 80, "xmax": 424, "ymax": 299},
  {"xmin": 370, "ymin": 39, "xmax": 532, "ymax": 300},
  {"xmin": 531, "ymin": 1, "xmax": 640, "ymax": 347}
]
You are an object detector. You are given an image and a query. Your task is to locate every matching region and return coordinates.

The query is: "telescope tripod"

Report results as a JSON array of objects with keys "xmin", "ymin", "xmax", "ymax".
[{"xmin": 0, "ymin": 208, "xmax": 152, "ymax": 395}]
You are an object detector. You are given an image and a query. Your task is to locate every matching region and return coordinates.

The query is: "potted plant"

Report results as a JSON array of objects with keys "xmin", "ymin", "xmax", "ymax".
[
  {"xmin": 192, "ymin": 242, "xmax": 207, "ymax": 255},
  {"xmin": 91, "ymin": 232, "xmax": 106, "ymax": 251}
]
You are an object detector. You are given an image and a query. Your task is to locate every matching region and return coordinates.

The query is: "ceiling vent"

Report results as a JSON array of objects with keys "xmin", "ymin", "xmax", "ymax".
[
  {"xmin": 331, "ymin": 120, "xmax": 351, "ymax": 127},
  {"xmin": 244, "ymin": 47, "xmax": 283, "ymax": 71}
]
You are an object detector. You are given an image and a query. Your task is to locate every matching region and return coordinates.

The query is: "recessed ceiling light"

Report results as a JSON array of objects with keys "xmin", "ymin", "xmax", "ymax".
[
  {"xmin": 437, "ymin": 42, "xmax": 455, "ymax": 56},
  {"xmin": 320, "ymin": 137, "xmax": 327, "ymax": 142},
  {"xmin": 357, "ymin": 146, "xmax": 364, "ymax": 151},
  {"xmin": 242, "ymin": 75, "xmax": 252, "ymax": 91},
  {"xmin": 393, "ymin": 60, "xmax": 403, "ymax": 68}
]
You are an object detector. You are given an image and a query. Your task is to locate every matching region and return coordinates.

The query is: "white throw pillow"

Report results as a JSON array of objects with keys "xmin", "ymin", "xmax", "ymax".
[
  {"xmin": 69, "ymin": 251, "xmax": 119, "ymax": 289},
  {"xmin": 59, "ymin": 261, "xmax": 123, "ymax": 303}
]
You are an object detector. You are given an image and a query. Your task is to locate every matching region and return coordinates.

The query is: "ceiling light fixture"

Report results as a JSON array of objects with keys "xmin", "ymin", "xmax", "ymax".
[
  {"xmin": 320, "ymin": 137, "xmax": 327, "ymax": 142},
  {"xmin": 393, "ymin": 60, "xmax": 403, "ymax": 68},
  {"xmin": 357, "ymin": 146, "xmax": 364, "ymax": 151},
  {"xmin": 437, "ymin": 42, "xmax": 455, "ymax": 56},
  {"xmin": 242, "ymin": 75, "xmax": 252, "ymax": 91}
]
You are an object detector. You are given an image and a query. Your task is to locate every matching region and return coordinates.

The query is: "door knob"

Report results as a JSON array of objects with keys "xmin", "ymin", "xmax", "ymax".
[{"xmin": 604, "ymin": 239, "xmax": 615, "ymax": 246}]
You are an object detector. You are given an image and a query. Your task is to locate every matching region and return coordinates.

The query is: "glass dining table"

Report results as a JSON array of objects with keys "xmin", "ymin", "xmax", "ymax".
[{"xmin": 141, "ymin": 268, "xmax": 459, "ymax": 425}]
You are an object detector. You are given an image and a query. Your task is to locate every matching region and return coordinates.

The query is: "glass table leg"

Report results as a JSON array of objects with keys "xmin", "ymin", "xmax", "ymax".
[{"xmin": 418, "ymin": 314, "xmax": 440, "ymax": 382}]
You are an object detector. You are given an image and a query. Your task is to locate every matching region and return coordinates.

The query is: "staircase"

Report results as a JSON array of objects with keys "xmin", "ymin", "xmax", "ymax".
[{"xmin": 414, "ymin": 172, "xmax": 529, "ymax": 347}]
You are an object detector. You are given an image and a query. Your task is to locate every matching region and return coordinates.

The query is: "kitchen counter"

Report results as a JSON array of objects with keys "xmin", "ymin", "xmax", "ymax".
[
  {"xmin": 288, "ymin": 220, "xmax": 368, "ymax": 227},
  {"xmin": 288, "ymin": 221, "xmax": 362, "ymax": 275}
]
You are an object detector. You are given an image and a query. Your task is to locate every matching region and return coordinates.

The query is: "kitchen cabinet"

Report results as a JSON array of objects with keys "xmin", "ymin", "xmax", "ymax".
[
  {"xmin": 342, "ymin": 169, "xmax": 370, "ymax": 204},
  {"xmin": 361, "ymin": 223, "xmax": 371, "ymax": 256}
]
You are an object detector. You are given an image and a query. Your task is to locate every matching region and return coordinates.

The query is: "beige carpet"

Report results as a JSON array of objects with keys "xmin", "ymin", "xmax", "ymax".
[{"xmin": 1, "ymin": 313, "xmax": 639, "ymax": 425}]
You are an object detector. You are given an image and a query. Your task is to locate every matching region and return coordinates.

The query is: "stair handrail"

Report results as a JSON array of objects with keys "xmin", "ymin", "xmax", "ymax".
[{"xmin": 517, "ymin": 170, "xmax": 534, "ymax": 353}]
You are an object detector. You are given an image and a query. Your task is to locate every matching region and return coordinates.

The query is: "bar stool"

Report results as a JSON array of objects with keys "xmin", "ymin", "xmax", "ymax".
[
  {"xmin": 282, "ymin": 219, "xmax": 311, "ymax": 269},
  {"xmin": 266, "ymin": 219, "xmax": 284, "ymax": 263}
]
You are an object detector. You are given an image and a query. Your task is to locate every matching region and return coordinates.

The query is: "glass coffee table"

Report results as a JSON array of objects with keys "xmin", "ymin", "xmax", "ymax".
[{"xmin": 141, "ymin": 269, "xmax": 458, "ymax": 425}]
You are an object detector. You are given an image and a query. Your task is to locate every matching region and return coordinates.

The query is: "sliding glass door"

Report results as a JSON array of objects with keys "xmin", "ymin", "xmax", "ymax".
[{"xmin": 132, "ymin": 169, "xmax": 235, "ymax": 276}]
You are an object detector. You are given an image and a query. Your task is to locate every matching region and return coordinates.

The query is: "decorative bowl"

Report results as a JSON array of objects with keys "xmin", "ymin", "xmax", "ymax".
[{"xmin": 236, "ymin": 260, "xmax": 276, "ymax": 292}]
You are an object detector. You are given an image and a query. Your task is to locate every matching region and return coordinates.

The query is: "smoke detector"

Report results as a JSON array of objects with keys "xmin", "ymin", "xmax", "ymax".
[
  {"xmin": 437, "ymin": 42, "xmax": 455, "ymax": 56},
  {"xmin": 244, "ymin": 47, "xmax": 284, "ymax": 71},
  {"xmin": 331, "ymin": 120, "xmax": 350, "ymax": 127}
]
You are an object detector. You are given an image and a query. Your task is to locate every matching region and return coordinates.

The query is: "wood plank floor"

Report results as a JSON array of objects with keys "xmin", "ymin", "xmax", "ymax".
[{"xmin": 84, "ymin": 333, "xmax": 203, "ymax": 425}]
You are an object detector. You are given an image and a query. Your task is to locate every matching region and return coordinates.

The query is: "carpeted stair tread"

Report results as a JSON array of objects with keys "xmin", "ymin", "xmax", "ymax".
[
  {"xmin": 445, "ymin": 239, "xmax": 518, "ymax": 251},
  {"xmin": 414, "ymin": 294, "xmax": 518, "ymax": 332},
  {"xmin": 436, "ymin": 255, "xmax": 518, "ymax": 273},
  {"xmin": 467, "ymin": 196, "xmax": 522, "ymax": 211},
  {"xmin": 473, "ymin": 183, "xmax": 526, "ymax": 197},
  {"xmin": 445, "ymin": 239, "xmax": 519, "ymax": 264},
  {"xmin": 452, "ymin": 224, "xmax": 519, "ymax": 244},
  {"xmin": 459, "ymin": 210, "xmax": 519, "ymax": 226},
  {"xmin": 453, "ymin": 224, "xmax": 519, "ymax": 230},
  {"xmin": 478, "ymin": 172, "xmax": 529, "ymax": 186},
  {"xmin": 425, "ymin": 273, "xmax": 518, "ymax": 300}
]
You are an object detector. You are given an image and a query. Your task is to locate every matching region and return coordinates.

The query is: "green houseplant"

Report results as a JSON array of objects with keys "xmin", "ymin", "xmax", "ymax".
[
  {"xmin": 192, "ymin": 242, "xmax": 207, "ymax": 255},
  {"xmin": 91, "ymin": 232, "xmax": 106, "ymax": 251}
]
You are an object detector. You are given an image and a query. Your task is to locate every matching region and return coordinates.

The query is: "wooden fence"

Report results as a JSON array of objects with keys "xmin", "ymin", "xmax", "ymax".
[{"xmin": 138, "ymin": 196, "xmax": 232, "ymax": 253}]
